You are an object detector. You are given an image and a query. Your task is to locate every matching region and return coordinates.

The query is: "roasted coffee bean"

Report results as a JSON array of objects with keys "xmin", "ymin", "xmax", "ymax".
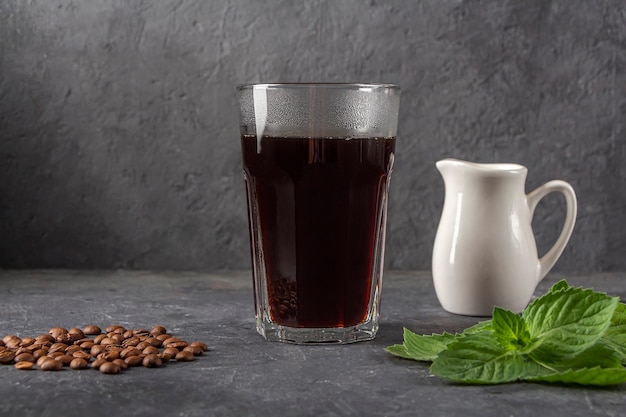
[
  {"xmin": 79, "ymin": 341, "xmax": 95, "ymax": 350},
  {"xmin": 150, "ymin": 325, "xmax": 167, "ymax": 336},
  {"xmin": 167, "ymin": 341, "xmax": 188, "ymax": 350},
  {"xmin": 4, "ymin": 338, "xmax": 21, "ymax": 349},
  {"xmin": 99, "ymin": 337, "xmax": 118, "ymax": 346},
  {"xmin": 113, "ymin": 328, "xmax": 127, "ymax": 337},
  {"xmin": 99, "ymin": 361, "xmax": 121, "ymax": 374},
  {"xmin": 162, "ymin": 346, "xmax": 180, "ymax": 356},
  {"xmin": 162, "ymin": 337, "xmax": 181, "ymax": 346},
  {"xmin": 105, "ymin": 325, "xmax": 124, "ymax": 333},
  {"xmin": 97, "ymin": 351, "xmax": 120, "ymax": 361},
  {"xmin": 48, "ymin": 343, "xmax": 68, "ymax": 354},
  {"xmin": 64, "ymin": 345, "xmax": 82, "ymax": 355},
  {"xmin": 120, "ymin": 347, "xmax": 141, "ymax": 359},
  {"xmin": 190, "ymin": 341, "xmax": 209, "ymax": 352},
  {"xmin": 72, "ymin": 350, "xmax": 91, "ymax": 360},
  {"xmin": 83, "ymin": 325, "xmax": 101, "ymax": 335},
  {"xmin": 0, "ymin": 340, "xmax": 4, "ymax": 347},
  {"xmin": 113, "ymin": 359, "xmax": 128, "ymax": 370},
  {"xmin": 70, "ymin": 358, "xmax": 88, "ymax": 370},
  {"xmin": 145, "ymin": 337, "xmax": 162, "ymax": 348},
  {"xmin": 48, "ymin": 327, "xmax": 68, "ymax": 338},
  {"xmin": 15, "ymin": 361, "xmax": 34, "ymax": 370},
  {"xmin": 19, "ymin": 337, "xmax": 36, "ymax": 347},
  {"xmin": 36, "ymin": 334, "xmax": 55, "ymax": 344},
  {"xmin": 68, "ymin": 327, "xmax": 85, "ymax": 339},
  {"xmin": 142, "ymin": 346, "xmax": 159, "ymax": 355},
  {"xmin": 135, "ymin": 341, "xmax": 151, "ymax": 351},
  {"xmin": 133, "ymin": 329, "xmax": 150, "ymax": 336},
  {"xmin": 155, "ymin": 334, "xmax": 171, "ymax": 342},
  {"xmin": 33, "ymin": 349, "xmax": 48, "ymax": 360},
  {"xmin": 122, "ymin": 337, "xmax": 140, "ymax": 347},
  {"xmin": 90, "ymin": 358, "xmax": 107, "ymax": 369},
  {"xmin": 25, "ymin": 344, "xmax": 42, "ymax": 353},
  {"xmin": 122, "ymin": 336, "xmax": 141, "ymax": 347},
  {"xmin": 0, "ymin": 350, "xmax": 16, "ymax": 364},
  {"xmin": 124, "ymin": 355, "xmax": 143, "ymax": 367},
  {"xmin": 90, "ymin": 345, "xmax": 106, "ymax": 357},
  {"xmin": 15, "ymin": 352, "xmax": 35, "ymax": 363},
  {"xmin": 55, "ymin": 333, "xmax": 73, "ymax": 343},
  {"xmin": 162, "ymin": 337, "xmax": 189, "ymax": 348},
  {"xmin": 14, "ymin": 347, "xmax": 30, "ymax": 356},
  {"xmin": 39, "ymin": 358, "xmax": 63, "ymax": 371},
  {"xmin": 3, "ymin": 335, "xmax": 20, "ymax": 344},
  {"xmin": 55, "ymin": 354, "xmax": 74, "ymax": 366},
  {"xmin": 93, "ymin": 334, "xmax": 107, "ymax": 344},
  {"xmin": 183, "ymin": 345, "xmax": 203, "ymax": 356},
  {"xmin": 36, "ymin": 356, "xmax": 50, "ymax": 367},
  {"xmin": 47, "ymin": 351, "xmax": 65, "ymax": 359},
  {"xmin": 142, "ymin": 354, "xmax": 162, "ymax": 368},
  {"xmin": 105, "ymin": 345, "xmax": 122, "ymax": 354},
  {"xmin": 175, "ymin": 351, "xmax": 195, "ymax": 362}
]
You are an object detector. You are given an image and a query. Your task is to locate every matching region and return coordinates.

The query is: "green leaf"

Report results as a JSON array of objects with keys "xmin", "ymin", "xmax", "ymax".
[
  {"xmin": 463, "ymin": 319, "xmax": 493, "ymax": 334},
  {"xmin": 600, "ymin": 302, "xmax": 626, "ymax": 363},
  {"xmin": 523, "ymin": 285, "xmax": 619, "ymax": 360},
  {"xmin": 430, "ymin": 332, "xmax": 525, "ymax": 384},
  {"xmin": 400, "ymin": 328, "xmax": 458, "ymax": 361},
  {"xmin": 524, "ymin": 343, "xmax": 624, "ymax": 379},
  {"xmin": 549, "ymin": 279, "xmax": 572, "ymax": 293},
  {"xmin": 386, "ymin": 280, "xmax": 626, "ymax": 387},
  {"xmin": 385, "ymin": 344, "xmax": 416, "ymax": 360},
  {"xmin": 524, "ymin": 366, "xmax": 626, "ymax": 386},
  {"xmin": 492, "ymin": 307, "xmax": 530, "ymax": 350},
  {"xmin": 551, "ymin": 343, "xmax": 622, "ymax": 370}
]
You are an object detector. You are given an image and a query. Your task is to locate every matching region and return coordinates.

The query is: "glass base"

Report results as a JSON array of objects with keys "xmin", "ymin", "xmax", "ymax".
[{"xmin": 256, "ymin": 317, "xmax": 378, "ymax": 344}]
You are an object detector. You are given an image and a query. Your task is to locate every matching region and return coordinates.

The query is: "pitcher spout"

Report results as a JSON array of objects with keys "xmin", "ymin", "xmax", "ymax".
[
  {"xmin": 436, "ymin": 158, "xmax": 527, "ymax": 179},
  {"xmin": 435, "ymin": 158, "xmax": 478, "ymax": 181},
  {"xmin": 435, "ymin": 158, "xmax": 468, "ymax": 176}
]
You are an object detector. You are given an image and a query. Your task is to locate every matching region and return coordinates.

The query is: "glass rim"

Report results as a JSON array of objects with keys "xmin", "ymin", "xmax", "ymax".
[{"xmin": 236, "ymin": 82, "xmax": 400, "ymax": 91}]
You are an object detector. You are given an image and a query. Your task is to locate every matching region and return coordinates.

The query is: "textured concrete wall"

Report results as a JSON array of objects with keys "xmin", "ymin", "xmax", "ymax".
[{"xmin": 0, "ymin": 0, "xmax": 624, "ymax": 272}]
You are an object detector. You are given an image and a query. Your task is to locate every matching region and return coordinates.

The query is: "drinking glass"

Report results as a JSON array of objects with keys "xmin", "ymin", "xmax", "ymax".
[{"xmin": 237, "ymin": 83, "xmax": 400, "ymax": 343}]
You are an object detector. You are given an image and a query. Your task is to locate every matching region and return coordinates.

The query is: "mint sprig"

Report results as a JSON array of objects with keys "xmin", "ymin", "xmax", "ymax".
[{"xmin": 385, "ymin": 280, "xmax": 626, "ymax": 386}]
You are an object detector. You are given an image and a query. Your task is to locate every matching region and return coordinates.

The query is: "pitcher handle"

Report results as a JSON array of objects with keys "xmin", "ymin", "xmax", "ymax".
[{"xmin": 526, "ymin": 180, "xmax": 577, "ymax": 282}]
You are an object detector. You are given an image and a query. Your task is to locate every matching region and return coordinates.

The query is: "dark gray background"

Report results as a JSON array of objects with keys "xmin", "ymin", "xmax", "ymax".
[{"xmin": 0, "ymin": 0, "xmax": 624, "ymax": 272}]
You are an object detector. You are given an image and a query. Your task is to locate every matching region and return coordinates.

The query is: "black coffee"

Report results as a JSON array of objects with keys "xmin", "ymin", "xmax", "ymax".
[{"xmin": 242, "ymin": 135, "xmax": 395, "ymax": 328}]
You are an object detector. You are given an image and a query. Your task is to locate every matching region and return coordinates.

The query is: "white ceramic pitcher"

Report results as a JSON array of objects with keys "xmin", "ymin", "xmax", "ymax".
[{"xmin": 432, "ymin": 158, "xmax": 577, "ymax": 316}]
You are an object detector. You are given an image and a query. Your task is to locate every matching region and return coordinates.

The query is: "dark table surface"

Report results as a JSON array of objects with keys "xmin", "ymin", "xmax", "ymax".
[{"xmin": 0, "ymin": 269, "xmax": 624, "ymax": 417}]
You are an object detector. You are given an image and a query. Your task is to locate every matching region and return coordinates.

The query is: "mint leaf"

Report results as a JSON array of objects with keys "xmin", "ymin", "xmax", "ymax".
[
  {"xmin": 430, "ymin": 332, "xmax": 525, "ymax": 384},
  {"xmin": 492, "ymin": 307, "xmax": 530, "ymax": 351},
  {"xmin": 600, "ymin": 302, "xmax": 626, "ymax": 363},
  {"xmin": 551, "ymin": 343, "xmax": 622, "ymax": 370},
  {"xmin": 385, "ymin": 344, "xmax": 416, "ymax": 360},
  {"xmin": 463, "ymin": 319, "xmax": 493, "ymax": 334},
  {"xmin": 522, "ymin": 344, "xmax": 626, "ymax": 385},
  {"xmin": 523, "ymin": 285, "xmax": 619, "ymax": 360},
  {"xmin": 386, "ymin": 280, "xmax": 626, "ymax": 386},
  {"xmin": 518, "ymin": 343, "xmax": 623, "ymax": 381},
  {"xmin": 525, "ymin": 367, "xmax": 626, "ymax": 386},
  {"xmin": 385, "ymin": 328, "xmax": 458, "ymax": 361},
  {"xmin": 549, "ymin": 279, "xmax": 572, "ymax": 293}
]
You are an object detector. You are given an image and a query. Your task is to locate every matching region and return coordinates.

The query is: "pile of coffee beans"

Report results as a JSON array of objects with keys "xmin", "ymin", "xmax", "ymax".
[{"xmin": 0, "ymin": 325, "xmax": 208, "ymax": 374}]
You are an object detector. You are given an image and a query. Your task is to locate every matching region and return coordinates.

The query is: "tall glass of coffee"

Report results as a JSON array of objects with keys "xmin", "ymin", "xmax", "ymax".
[{"xmin": 237, "ymin": 83, "xmax": 400, "ymax": 344}]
